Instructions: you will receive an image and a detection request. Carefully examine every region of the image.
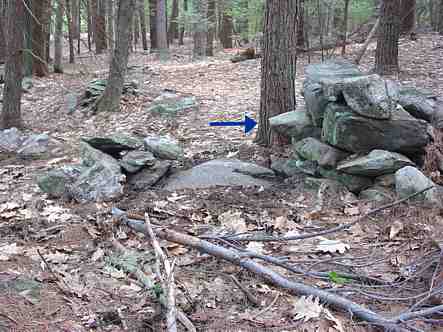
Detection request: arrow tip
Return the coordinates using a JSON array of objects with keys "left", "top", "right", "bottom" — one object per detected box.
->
[{"left": 244, "top": 115, "right": 257, "bottom": 134}]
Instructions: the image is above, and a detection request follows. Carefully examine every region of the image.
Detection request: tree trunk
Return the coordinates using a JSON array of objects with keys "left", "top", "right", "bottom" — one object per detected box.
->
[
  {"left": 375, "top": 0, "right": 400, "bottom": 75},
  {"left": 66, "top": 0, "right": 75, "bottom": 63},
  {"left": 2, "top": 0, "right": 25, "bottom": 129},
  {"left": 341, "top": 0, "right": 350, "bottom": 55},
  {"left": 238, "top": 0, "right": 249, "bottom": 43},
  {"left": 107, "top": 0, "right": 115, "bottom": 50},
  {"left": 133, "top": 10, "right": 140, "bottom": 49},
  {"left": 95, "top": 0, "right": 107, "bottom": 53},
  {"left": 95, "top": 0, "right": 136, "bottom": 113},
  {"left": 355, "top": 17, "right": 380, "bottom": 64},
  {"left": 77, "top": 0, "right": 81, "bottom": 54},
  {"left": 168, "top": 0, "right": 179, "bottom": 44},
  {"left": 178, "top": 0, "right": 188, "bottom": 45},
  {"left": 220, "top": 0, "right": 233, "bottom": 48},
  {"left": 256, "top": 0, "right": 297, "bottom": 146},
  {"left": 0, "top": 14, "right": 6, "bottom": 64},
  {"left": 71, "top": 0, "right": 79, "bottom": 38},
  {"left": 87, "top": 0, "right": 92, "bottom": 50},
  {"left": 439, "top": 0, "right": 443, "bottom": 34},
  {"left": 54, "top": 0, "right": 64, "bottom": 73},
  {"left": 23, "top": 0, "right": 33, "bottom": 76},
  {"left": 206, "top": 0, "right": 215, "bottom": 55},
  {"left": 193, "top": 0, "right": 207, "bottom": 58},
  {"left": 46, "top": 0, "right": 52, "bottom": 64},
  {"left": 156, "top": 0, "right": 168, "bottom": 53},
  {"left": 400, "top": 0, "right": 416, "bottom": 33},
  {"left": 32, "top": 0, "right": 50, "bottom": 77},
  {"left": 139, "top": 0, "right": 148, "bottom": 50},
  {"left": 149, "top": 0, "right": 157, "bottom": 51},
  {"left": 296, "top": 0, "right": 305, "bottom": 48}
]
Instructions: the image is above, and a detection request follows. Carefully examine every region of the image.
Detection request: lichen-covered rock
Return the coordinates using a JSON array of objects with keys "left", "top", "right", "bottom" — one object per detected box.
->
[
  {"left": 337, "top": 150, "right": 415, "bottom": 177},
  {"left": 0, "top": 127, "right": 24, "bottom": 152},
  {"left": 119, "top": 150, "right": 156, "bottom": 173},
  {"left": 82, "top": 134, "right": 143, "bottom": 157},
  {"left": 128, "top": 160, "right": 172, "bottom": 190},
  {"left": 395, "top": 166, "right": 440, "bottom": 205},
  {"left": 271, "top": 158, "right": 303, "bottom": 178},
  {"left": 269, "top": 108, "right": 320, "bottom": 140},
  {"left": 398, "top": 87, "right": 436, "bottom": 122},
  {"left": 318, "top": 167, "right": 372, "bottom": 193},
  {"left": 359, "top": 186, "right": 394, "bottom": 202},
  {"left": 294, "top": 137, "right": 349, "bottom": 168},
  {"left": 144, "top": 136, "right": 184, "bottom": 160},
  {"left": 17, "top": 134, "right": 49, "bottom": 157},
  {"left": 147, "top": 91, "right": 198, "bottom": 117},
  {"left": 37, "top": 165, "right": 85, "bottom": 198}
]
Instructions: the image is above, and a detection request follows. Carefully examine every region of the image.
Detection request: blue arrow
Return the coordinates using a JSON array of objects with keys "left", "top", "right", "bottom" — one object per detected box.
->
[{"left": 209, "top": 115, "right": 257, "bottom": 134}]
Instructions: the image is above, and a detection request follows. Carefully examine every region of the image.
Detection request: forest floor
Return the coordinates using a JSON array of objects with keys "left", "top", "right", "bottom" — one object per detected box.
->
[{"left": 1, "top": 34, "right": 443, "bottom": 332}]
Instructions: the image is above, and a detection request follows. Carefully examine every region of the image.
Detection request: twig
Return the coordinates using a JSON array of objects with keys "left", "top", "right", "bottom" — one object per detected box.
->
[
  {"left": 36, "top": 249, "right": 73, "bottom": 297},
  {"left": 229, "top": 275, "right": 261, "bottom": 306},
  {"left": 145, "top": 213, "right": 177, "bottom": 332},
  {"left": 0, "top": 312, "right": 18, "bottom": 325},
  {"left": 250, "top": 292, "right": 280, "bottom": 320}
]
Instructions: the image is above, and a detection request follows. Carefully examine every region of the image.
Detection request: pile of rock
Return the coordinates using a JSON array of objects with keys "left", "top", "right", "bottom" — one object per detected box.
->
[
  {"left": 270, "top": 60, "right": 443, "bottom": 205},
  {"left": 0, "top": 128, "right": 49, "bottom": 157},
  {"left": 37, "top": 133, "right": 183, "bottom": 202}
]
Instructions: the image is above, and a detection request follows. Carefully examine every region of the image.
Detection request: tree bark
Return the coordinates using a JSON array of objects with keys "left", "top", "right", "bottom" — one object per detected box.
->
[
  {"left": 193, "top": 0, "right": 207, "bottom": 58},
  {"left": 66, "top": 0, "right": 75, "bottom": 63},
  {"left": 439, "top": 0, "right": 443, "bottom": 34},
  {"left": 219, "top": 0, "right": 233, "bottom": 48},
  {"left": 139, "top": 0, "right": 148, "bottom": 50},
  {"left": 354, "top": 17, "right": 380, "bottom": 65},
  {"left": 133, "top": 9, "right": 140, "bottom": 49},
  {"left": 400, "top": 0, "right": 416, "bottom": 33},
  {"left": 0, "top": 14, "right": 6, "bottom": 64},
  {"left": 107, "top": 0, "right": 115, "bottom": 50},
  {"left": 237, "top": 0, "right": 249, "bottom": 43},
  {"left": 71, "top": 0, "right": 80, "bottom": 38},
  {"left": 375, "top": 0, "right": 400, "bottom": 75},
  {"left": 31, "top": 0, "right": 50, "bottom": 77},
  {"left": 156, "top": 0, "right": 168, "bottom": 52},
  {"left": 87, "top": 0, "right": 92, "bottom": 50},
  {"left": 2, "top": 0, "right": 25, "bottom": 129},
  {"left": 149, "top": 0, "right": 157, "bottom": 51},
  {"left": 256, "top": 0, "right": 297, "bottom": 146},
  {"left": 206, "top": 0, "right": 215, "bottom": 55},
  {"left": 341, "top": 0, "right": 350, "bottom": 55},
  {"left": 168, "top": 0, "right": 179, "bottom": 44},
  {"left": 95, "top": 0, "right": 107, "bottom": 53},
  {"left": 296, "top": 0, "right": 305, "bottom": 48},
  {"left": 95, "top": 0, "right": 136, "bottom": 113},
  {"left": 54, "top": 0, "right": 64, "bottom": 73},
  {"left": 178, "top": 0, "right": 188, "bottom": 45},
  {"left": 23, "top": 0, "right": 33, "bottom": 76}
]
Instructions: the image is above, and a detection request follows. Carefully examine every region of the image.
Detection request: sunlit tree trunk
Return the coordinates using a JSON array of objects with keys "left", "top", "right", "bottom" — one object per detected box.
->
[
  {"left": 149, "top": 0, "right": 157, "bottom": 51},
  {"left": 156, "top": 0, "right": 168, "bottom": 53},
  {"left": 139, "top": 0, "right": 148, "bottom": 50},
  {"left": 32, "top": 0, "right": 50, "bottom": 76},
  {"left": 54, "top": 0, "right": 64, "bottom": 73}
]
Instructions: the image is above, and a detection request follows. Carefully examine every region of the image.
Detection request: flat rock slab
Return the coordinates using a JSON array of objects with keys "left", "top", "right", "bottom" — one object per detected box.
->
[{"left": 163, "top": 159, "right": 275, "bottom": 191}]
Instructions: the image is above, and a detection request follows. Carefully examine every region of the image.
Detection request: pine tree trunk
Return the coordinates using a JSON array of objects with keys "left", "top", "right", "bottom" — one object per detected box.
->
[
  {"left": 439, "top": 0, "right": 443, "bottom": 34},
  {"left": 95, "top": 0, "right": 136, "bottom": 113},
  {"left": 238, "top": 0, "right": 249, "bottom": 43},
  {"left": 32, "top": 0, "right": 50, "bottom": 77},
  {"left": 149, "top": 0, "right": 157, "bottom": 51},
  {"left": 107, "top": 0, "right": 115, "bottom": 50},
  {"left": 220, "top": 1, "right": 233, "bottom": 48},
  {"left": 133, "top": 11, "right": 140, "bottom": 49},
  {"left": 54, "top": 0, "right": 64, "bottom": 73},
  {"left": 178, "top": 0, "right": 188, "bottom": 45},
  {"left": 66, "top": 0, "right": 75, "bottom": 63},
  {"left": 193, "top": 0, "right": 207, "bottom": 58},
  {"left": 23, "top": 0, "right": 33, "bottom": 76},
  {"left": 256, "top": 0, "right": 297, "bottom": 146},
  {"left": 400, "top": 0, "right": 416, "bottom": 33},
  {"left": 2, "top": 0, "right": 25, "bottom": 129},
  {"left": 95, "top": 0, "right": 107, "bottom": 53},
  {"left": 71, "top": 0, "right": 79, "bottom": 38},
  {"left": 0, "top": 15, "right": 6, "bottom": 64},
  {"left": 206, "top": 0, "right": 215, "bottom": 56},
  {"left": 87, "top": 0, "right": 92, "bottom": 50},
  {"left": 156, "top": 0, "right": 168, "bottom": 52},
  {"left": 168, "top": 0, "right": 179, "bottom": 44},
  {"left": 375, "top": 0, "right": 400, "bottom": 75},
  {"left": 341, "top": 0, "right": 350, "bottom": 55},
  {"left": 139, "top": 0, "right": 148, "bottom": 50},
  {"left": 296, "top": 0, "right": 305, "bottom": 48}
]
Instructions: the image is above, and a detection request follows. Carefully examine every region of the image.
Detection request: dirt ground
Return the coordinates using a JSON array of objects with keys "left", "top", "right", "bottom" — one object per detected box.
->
[{"left": 1, "top": 34, "right": 443, "bottom": 332}]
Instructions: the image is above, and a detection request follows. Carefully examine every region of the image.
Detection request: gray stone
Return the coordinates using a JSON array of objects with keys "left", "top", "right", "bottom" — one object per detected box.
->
[
  {"left": 337, "top": 150, "right": 415, "bottom": 177},
  {"left": 271, "top": 158, "right": 303, "bottom": 178},
  {"left": 395, "top": 166, "right": 440, "bottom": 205},
  {"left": 316, "top": 178, "right": 357, "bottom": 207},
  {"left": 322, "top": 103, "right": 430, "bottom": 158},
  {"left": 374, "top": 174, "right": 396, "bottom": 188},
  {"left": 163, "top": 159, "right": 274, "bottom": 191},
  {"left": 304, "top": 60, "right": 362, "bottom": 82},
  {"left": 37, "top": 165, "right": 85, "bottom": 198},
  {"left": 128, "top": 160, "right": 171, "bottom": 190},
  {"left": 359, "top": 186, "right": 394, "bottom": 202},
  {"left": 321, "top": 74, "right": 394, "bottom": 120},
  {"left": 303, "top": 80, "right": 328, "bottom": 127},
  {"left": 0, "top": 127, "right": 24, "bottom": 152},
  {"left": 294, "top": 137, "right": 349, "bottom": 168},
  {"left": 269, "top": 108, "right": 320, "bottom": 140},
  {"left": 432, "top": 99, "right": 443, "bottom": 129},
  {"left": 148, "top": 92, "right": 198, "bottom": 117},
  {"left": 119, "top": 150, "right": 156, "bottom": 173},
  {"left": 295, "top": 159, "right": 319, "bottom": 176},
  {"left": 17, "top": 134, "right": 49, "bottom": 156},
  {"left": 318, "top": 167, "right": 372, "bottom": 193},
  {"left": 82, "top": 134, "right": 143, "bottom": 156},
  {"left": 144, "top": 136, "right": 184, "bottom": 160},
  {"left": 398, "top": 87, "right": 436, "bottom": 122},
  {"left": 21, "top": 77, "right": 33, "bottom": 92}
]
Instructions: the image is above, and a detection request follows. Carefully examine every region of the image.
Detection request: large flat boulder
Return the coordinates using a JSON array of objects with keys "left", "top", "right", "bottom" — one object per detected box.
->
[
  {"left": 269, "top": 108, "right": 320, "bottom": 141},
  {"left": 163, "top": 159, "right": 274, "bottom": 191},
  {"left": 293, "top": 137, "right": 349, "bottom": 168},
  {"left": 144, "top": 136, "right": 184, "bottom": 160},
  {"left": 337, "top": 150, "right": 415, "bottom": 177},
  {"left": 322, "top": 103, "right": 430, "bottom": 158},
  {"left": 82, "top": 133, "right": 143, "bottom": 157}
]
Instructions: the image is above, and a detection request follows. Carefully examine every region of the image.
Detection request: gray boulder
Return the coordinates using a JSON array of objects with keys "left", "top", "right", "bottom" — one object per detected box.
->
[
  {"left": 163, "top": 159, "right": 274, "bottom": 191},
  {"left": 374, "top": 174, "right": 396, "bottom": 188},
  {"left": 295, "top": 160, "right": 319, "bottom": 176},
  {"left": 395, "top": 166, "right": 440, "bottom": 204},
  {"left": 82, "top": 133, "right": 143, "bottom": 157},
  {"left": 322, "top": 103, "right": 430, "bottom": 158},
  {"left": 304, "top": 60, "right": 362, "bottom": 82},
  {"left": 318, "top": 167, "right": 372, "bottom": 193},
  {"left": 359, "top": 186, "right": 394, "bottom": 202},
  {"left": 17, "top": 133, "right": 49, "bottom": 156},
  {"left": 269, "top": 108, "right": 320, "bottom": 140},
  {"left": 337, "top": 150, "right": 415, "bottom": 177},
  {"left": 120, "top": 150, "right": 156, "bottom": 173},
  {"left": 128, "top": 160, "right": 171, "bottom": 190},
  {"left": 398, "top": 87, "right": 436, "bottom": 122},
  {"left": 302, "top": 80, "right": 328, "bottom": 127},
  {"left": 0, "top": 127, "right": 24, "bottom": 152},
  {"left": 321, "top": 74, "right": 394, "bottom": 120},
  {"left": 144, "top": 136, "right": 184, "bottom": 160},
  {"left": 294, "top": 137, "right": 349, "bottom": 168},
  {"left": 271, "top": 158, "right": 302, "bottom": 178},
  {"left": 148, "top": 91, "right": 198, "bottom": 117},
  {"left": 37, "top": 165, "right": 85, "bottom": 198}
]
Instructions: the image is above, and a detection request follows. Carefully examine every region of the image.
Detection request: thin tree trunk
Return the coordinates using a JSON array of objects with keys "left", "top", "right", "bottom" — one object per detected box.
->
[
  {"left": 87, "top": 0, "right": 92, "bottom": 51},
  {"left": 156, "top": 0, "right": 168, "bottom": 52},
  {"left": 77, "top": 0, "right": 81, "bottom": 54},
  {"left": 193, "top": 0, "right": 207, "bottom": 59},
  {"left": 354, "top": 17, "right": 380, "bottom": 64},
  {"left": 220, "top": 0, "right": 233, "bottom": 48},
  {"left": 238, "top": 0, "right": 249, "bottom": 43},
  {"left": 168, "top": 0, "right": 179, "bottom": 44},
  {"left": 341, "top": 0, "right": 350, "bottom": 55},
  {"left": 178, "top": 0, "right": 188, "bottom": 45},
  {"left": 54, "top": 0, "right": 64, "bottom": 73},
  {"left": 95, "top": 0, "right": 136, "bottom": 113},
  {"left": 400, "top": 0, "right": 416, "bottom": 33},
  {"left": 32, "top": 0, "right": 50, "bottom": 77},
  {"left": 108, "top": 0, "right": 115, "bottom": 50},
  {"left": 95, "top": 0, "right": 107, "bottom": 53},
  {"left": 0, "top": 15, "right": 6, "bottom": 64},
  {"left": 206, "top": 0, "right": 215, "bottom": 55},
  {"left": 72, "top": 0, "right": 80, "bottom": 38},
  {"left": 149, "top": 0, "right": 157, "bottom": 51},
  {"left": 439, "top": 0, "right": 443, "bottom": 34},
  {"left": 296, "top": 0, "right": 305, "bottom": 48},
  {"left": 133, "top": 10, "right": 140, "bottom": 49},
  {"left": 375, "top": 0, "right": 400, "bottom": 74},
  {"left": 66, "top": 0, "right": 75, "bottom": 63},
  {"left": 2, "top": 0, "right": 25, "bottom": 129},
  {"left": 139, "top": 0, "right": 148, "bottom": 50},
  {"left": 256, "top": 0, "right": 297, "bottom": 146},
  {"left": 46, "top": 0, "right": 52, "bottom": 64},
  {"left": 23, "top": 0, "right": 33, "bottom": 76}
]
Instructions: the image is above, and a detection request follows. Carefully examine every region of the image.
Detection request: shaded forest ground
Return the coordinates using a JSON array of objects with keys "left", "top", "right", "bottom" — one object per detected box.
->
[{"left": 1, "top": 34, "right": 443, "bottom": 331}]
